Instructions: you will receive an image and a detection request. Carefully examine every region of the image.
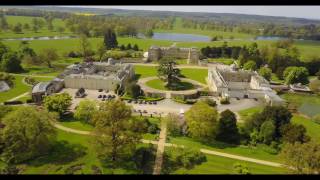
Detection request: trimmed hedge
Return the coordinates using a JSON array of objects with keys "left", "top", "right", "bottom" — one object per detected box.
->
[{"left": 3, "top": 101, "right": 23, "bottom": 105}]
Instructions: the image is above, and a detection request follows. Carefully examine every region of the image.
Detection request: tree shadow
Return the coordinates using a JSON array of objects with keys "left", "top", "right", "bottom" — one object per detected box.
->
[
  {"left": 99, "top": 145, "right": 156, "bottom": 174},
  {"left": 134, "top": 74, "right": 141, "bottom": 81},
  {"left": 27, "top": 141, "right": 87, "bottom": 167}
]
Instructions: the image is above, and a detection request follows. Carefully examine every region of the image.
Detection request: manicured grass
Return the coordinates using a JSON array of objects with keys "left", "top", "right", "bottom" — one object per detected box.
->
[
  {"left": 167, "top": 136, "right": 283, "bottom": 163},
  {"left": 59, "top": 121, "right": 95, "bottom": 132},
  {"left": 134, "top": 65, "right": 157, "bottom": 79},
  {"left": 133, "top": 65, "right": 208, "bottom": 84},
  {"left": 292, "top": 115, "right": 320, "bottom": 142},
  {"left": 0, "top": 75, "right": 30, "bottom": 103},
  {"left": 238, "top": 106, "right": 264, "bottom": 121},
  {"left": 20, "top": 129, "right": 155, "bottom": 174},
  {"left": 173, "top": 153, "right": 287, "bottom": 174},
  {"left": 180, "top": 68, "right": 208, "bottom": 84},
  {"left": 145, "top": 79, "right": 195, "bottom": 91}
]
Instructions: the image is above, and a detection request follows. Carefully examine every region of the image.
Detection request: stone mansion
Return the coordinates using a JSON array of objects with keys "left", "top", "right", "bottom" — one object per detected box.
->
[{"left": 147, "top": 44, "right": 200, "bottom": 64}]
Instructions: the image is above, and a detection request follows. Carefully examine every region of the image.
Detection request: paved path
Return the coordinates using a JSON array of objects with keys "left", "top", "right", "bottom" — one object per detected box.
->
[
  {"left": 10, "top": 73, "right": 55, "bottom": 78},
  {"left": 153, "top": 119, "right": 168, "bottom": 175},
  {"left": 200, "top": 149, "right": 284, "bottom": 168},
  {"left": 7, "top": 92, "right": 29, "bottom": 102},
  {"left": 51, "top": 121, "right": 286, "bottom": 169}
]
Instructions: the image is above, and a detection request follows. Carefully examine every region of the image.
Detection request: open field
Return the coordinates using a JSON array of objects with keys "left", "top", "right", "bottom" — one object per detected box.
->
[{"left": 155, "top": 17, "right": 254, "bottom": 39}]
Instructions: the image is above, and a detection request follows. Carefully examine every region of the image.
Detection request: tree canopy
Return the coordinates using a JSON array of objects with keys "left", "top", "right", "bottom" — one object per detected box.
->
[{"left": 0, "top": 106, "right": 57, "bottom": 163}]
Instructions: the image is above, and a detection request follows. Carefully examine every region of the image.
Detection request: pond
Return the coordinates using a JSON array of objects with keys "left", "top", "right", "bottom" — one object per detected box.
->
[
  {"left": 138, "top": 32, "right": 211, "bottom": 42},
  {"left": 1, "top": 36, "right": 78, "bottom": 41}
]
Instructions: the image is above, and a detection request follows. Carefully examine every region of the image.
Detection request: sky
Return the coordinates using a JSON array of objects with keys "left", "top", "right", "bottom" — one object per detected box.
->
[{"left": 73, "top": 6, "right": 320, "bottom": 20}]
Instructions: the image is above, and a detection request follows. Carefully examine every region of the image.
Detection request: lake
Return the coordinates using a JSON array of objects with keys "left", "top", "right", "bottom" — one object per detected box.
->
[
  {"left": 138, "top": 32, "right": 211, "bottom": 42},
  {"left": 1, "top": 36, "right": 78, "bottom": 41}
]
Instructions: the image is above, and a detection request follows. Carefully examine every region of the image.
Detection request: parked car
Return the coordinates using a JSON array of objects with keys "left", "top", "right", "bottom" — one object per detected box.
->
[
  {"left": 152, "top": 101, "right": 157, "bottom": 105},
  {"left": 144, "top": 101, "right": 148, "bottom": 104},
  {"left": 98, "top": 89, "right": 103, "bottom": 92},
  {"left": 98, "top": 95, "right": 102, "bottom": 98},
  {"left": 143, "top": 110, "right": 148, "bottom": 114},
  {"left": 134, "top": 100, "right": 138, "bottom": 104},
  {"left": 103, "top": 95, "right": 107, "bottom": 98},
  {"left": 128, "top": 100, "right": 132, "bottom": 103},
  {"left": 148, "top": 101, "right": 153, "bottom": 105},
  {"left": 111, "top": 95, "right": 116, "bottom": 98}
]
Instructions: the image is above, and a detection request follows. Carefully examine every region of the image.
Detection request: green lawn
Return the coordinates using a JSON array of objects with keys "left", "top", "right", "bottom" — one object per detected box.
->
[
  {"left": 20, "top": 129, "right": 153, "bottom": 174},
  {"left": 145, "top": 79, "right": 195, "bottom": 91},
  {"left": 169, "top": 151, "right": 287, "bottom": 174},
  {"left": 292, "top": 115, "right": 320, "bottom": 142},
  {"left": 134, "top": 65, "right": 208, "bottom": 84},
  {"left": 167, "top": 136, "right": 283, "bottom": 163},
  {"left": 180, "top": 68, "right": 208, "bottom": 84},
  {"left": 0, "top": 75, "right": 30, "bottom": 103},
  {"left": 155, "top": 17, "right": 254, "bottom": 39},
  {"left": 238, "top": 106, "right": 264, "bottom": 121}
]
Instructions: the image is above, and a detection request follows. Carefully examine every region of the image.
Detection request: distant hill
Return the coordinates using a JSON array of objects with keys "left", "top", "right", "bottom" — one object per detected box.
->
[{"left": 1, "top": 6, "right": 320, "bottom": 26}]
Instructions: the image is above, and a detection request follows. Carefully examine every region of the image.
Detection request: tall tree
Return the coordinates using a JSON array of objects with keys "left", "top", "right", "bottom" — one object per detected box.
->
[
  {"left": 1, "top": 106, "right": 57, "bottom": 163},
  {"left": 0, "top": 51, "right": 23, "bottom": 73},
  {"left": 281, "top": 141, "right": 320, "bottom": 174},
  {"left": 157, "top": 58, "right": 181, "bottom": 88},
  {"left": 283, "top": 66, "right": 309, "bottom": 85},
  {"left": 74, "top": 100, "right": 97, "bottom": 124},
  {"left": 92, "top": 100, "right": 141, "bottom": 166},
  {"left": 79, "top": 34, "right": 93, "bottom": 61},
  {"left": 38, "top": 48, "right": 59, "bottom": 68},
  {"left": 43, "top": 92, "right": 72, "bottom": 116},
  {"left": 215, "top": 109, "right": 240, "bottom": 144},
  {"left": 97, "top": 41, "right": 106, "bottom": 61},
  {"left": 258, "top": 67, "right": 272, "bottom": 81},
  {"left": 185, "top": 101, "right": 218, "bottom": 140},
  {"left": 103, "top": 29, "right": 118, "bottom": 50}
]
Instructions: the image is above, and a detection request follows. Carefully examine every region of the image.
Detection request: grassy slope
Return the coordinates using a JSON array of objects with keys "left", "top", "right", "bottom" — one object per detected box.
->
[
  {"left": 292, "top": 115, "right": 320, "bottom": 142},
  {"left": 0, "top": 75, "right": 29, "bottom": 103}
]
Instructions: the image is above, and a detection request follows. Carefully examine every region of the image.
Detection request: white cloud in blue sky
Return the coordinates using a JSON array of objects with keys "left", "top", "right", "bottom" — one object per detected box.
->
[{"left": 72, "top": 6, "right": 320, "bottom": 20}]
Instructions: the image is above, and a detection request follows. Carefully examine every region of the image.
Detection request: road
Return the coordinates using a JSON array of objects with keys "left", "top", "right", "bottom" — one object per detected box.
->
[{"left": 153, "top": 119, "right": 168, "bottom": 174}]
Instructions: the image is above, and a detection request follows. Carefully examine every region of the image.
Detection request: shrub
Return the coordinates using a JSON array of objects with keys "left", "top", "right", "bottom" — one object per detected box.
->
[
  {"left": 26, "top": 99, "right": 34, "bottom": 103},
  {"left": 24, "top": 76, "right": 39, "bottom": 86},
  {"left": 3, "top": 101, "right": 23, "bottom": 105},
  {"left": 201, "top": 98, "right": 216, "bottom": 107},
  {"left": 220, "top": 97, "right": 230, "bottom": 104},
  {"left": 175, "top": 149, "right": 207, "bottom": 169},
  {"left": 68, "top": 51, "right": 81, "bottom": 58},
  {"left": 148, "top": 123, "right": 160, "bottom": 134}
]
